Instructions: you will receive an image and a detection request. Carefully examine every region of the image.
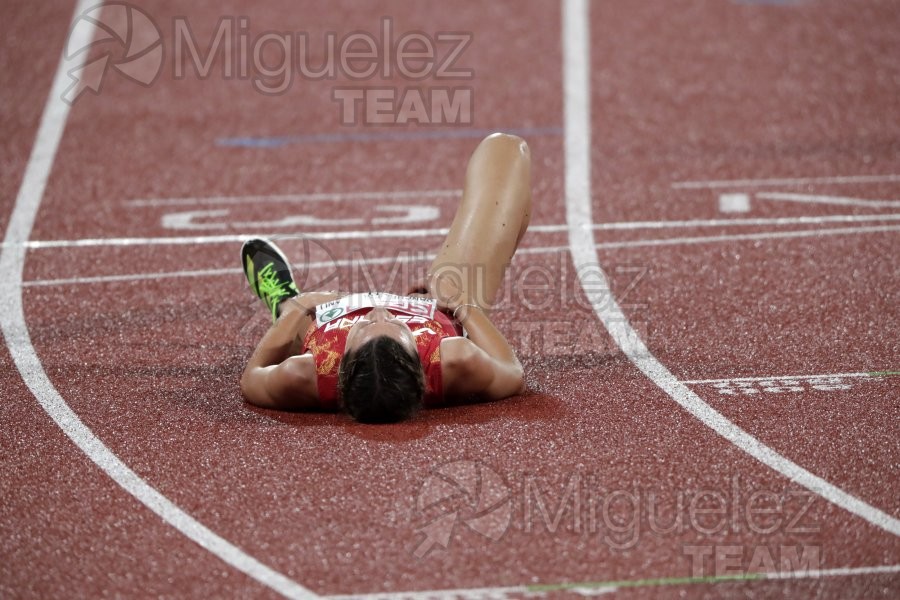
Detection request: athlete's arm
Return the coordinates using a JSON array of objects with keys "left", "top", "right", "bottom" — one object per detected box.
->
[
  {"left": 240, "top": 292, "right": 341, "bottom": 410},
  {"left": 440, "top": 306, "right": 525, "bottom": 400}
]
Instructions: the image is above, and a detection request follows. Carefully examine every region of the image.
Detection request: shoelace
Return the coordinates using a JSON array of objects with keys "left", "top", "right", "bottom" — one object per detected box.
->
[{"left": 257, "top": 262, "right": 293, "bottom": 314}]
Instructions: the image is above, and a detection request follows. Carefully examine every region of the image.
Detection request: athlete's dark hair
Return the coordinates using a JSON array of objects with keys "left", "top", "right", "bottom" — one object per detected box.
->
[{"left": 338, "top": 336, "right": 425, "bottom": 423}]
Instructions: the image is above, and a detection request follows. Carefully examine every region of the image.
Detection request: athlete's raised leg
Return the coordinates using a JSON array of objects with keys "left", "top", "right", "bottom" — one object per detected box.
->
[{"left": 426, "top": 132, "right": 532, "bottom": 309}]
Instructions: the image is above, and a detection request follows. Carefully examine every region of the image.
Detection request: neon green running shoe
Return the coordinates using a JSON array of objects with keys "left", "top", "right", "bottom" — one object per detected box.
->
[{"left": 241, "top": 238, "right": 300, "bottom": 322}]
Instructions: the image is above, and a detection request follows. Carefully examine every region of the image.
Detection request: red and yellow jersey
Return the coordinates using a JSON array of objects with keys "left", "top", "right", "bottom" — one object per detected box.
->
[{"left": 300, "top": 293, "right": 463, "bottom": 410}]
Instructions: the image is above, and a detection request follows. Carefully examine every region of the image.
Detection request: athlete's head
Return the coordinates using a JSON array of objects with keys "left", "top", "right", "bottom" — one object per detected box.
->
[{"left": 338, "top": 307, "right": 425, "bottom": 423}]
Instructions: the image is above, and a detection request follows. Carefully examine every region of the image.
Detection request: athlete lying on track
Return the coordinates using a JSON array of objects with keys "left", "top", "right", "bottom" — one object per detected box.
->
[{"left": 240, "top": 133, "right": 531, "bottom": 423}]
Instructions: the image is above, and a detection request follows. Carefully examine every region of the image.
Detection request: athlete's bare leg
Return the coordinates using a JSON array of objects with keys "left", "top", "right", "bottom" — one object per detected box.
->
[{"left": 426, "top": 133, "right": 532, "bottom": 309}]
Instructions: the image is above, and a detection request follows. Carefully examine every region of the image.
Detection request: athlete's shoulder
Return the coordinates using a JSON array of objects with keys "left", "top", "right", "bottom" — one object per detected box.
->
[{"left": 243, "top": 354, "right": 319, "bottom": 410}]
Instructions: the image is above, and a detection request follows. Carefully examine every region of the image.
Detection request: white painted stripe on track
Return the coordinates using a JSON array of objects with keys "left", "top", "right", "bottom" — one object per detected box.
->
[
  {"left": 579, "top": 213, "right": 900, "bottom": 230},
  {"left": 719, "top": 193, "right": 751, "bottom": 212},
  {"left": 562, "top": 0, "right": 900, "bottom": 540},
  {"left": 757, "top": 192, "right": 900, "bottom": 208},
  {"left": 763, "top": 563, "right": 900, "bottom": 580},
  {"left": 22, "top": 255, "right": 417, "bottom": 287},
  {"left": 588, "top": 223, "right": 900, "bottom": 249},
  {"left": 126, "top": 189, "right": 462, "bottom": 207},
  {"left": 13, "top": 213, "right": 900, "bottom": 249},
  {"left": 0, "top": 2, "right": 318, "bottom": 598},
  {"left": 325, "top": 584, "right": 535, "bottom": 600},
  {"left": 323, "top": 563, "right": 900, "bottom": 599},
  {"left": 21, "top": 224, "right": 900, "bottom": 287},
  {"left": 672, "top": 174, "right": 900, "bottom": 189},
  {"left": 23, "top": 231, "right": 442, "bottom": 247},
  {"left": 23, "top": 267, "right": 244, "bottom": 287},
  {"left": 683, "top": 371, "right": 875, "bottom": 384},
  {"left": 526, "top": 224, "right": 900, "bottom": 254},
  {"left": 592, "top": 213, "right": 900, "bottom": 231}
]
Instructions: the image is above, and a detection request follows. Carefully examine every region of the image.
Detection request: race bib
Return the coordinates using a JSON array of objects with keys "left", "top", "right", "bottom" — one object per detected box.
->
[{"left": 314, "top": 292, "right": 437, "bottom": 327}]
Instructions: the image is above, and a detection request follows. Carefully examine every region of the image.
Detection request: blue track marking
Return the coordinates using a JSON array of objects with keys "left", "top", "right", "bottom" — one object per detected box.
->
[{"left": 217, "top": 126, "right": 563, "bottom": 148}]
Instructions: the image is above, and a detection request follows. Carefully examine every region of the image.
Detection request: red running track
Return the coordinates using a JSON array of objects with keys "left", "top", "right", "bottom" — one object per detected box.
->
[{"left": 1, "top": 0, "right": 898, "bottom": 598}]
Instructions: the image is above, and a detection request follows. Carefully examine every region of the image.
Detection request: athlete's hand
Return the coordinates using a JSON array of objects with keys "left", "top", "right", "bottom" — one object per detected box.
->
[
  {"left": 427, "top": 269, "right": 472, "bottom": 313},
  {"left": 408, "top": 271, "right": 474, "bottom": 313}
]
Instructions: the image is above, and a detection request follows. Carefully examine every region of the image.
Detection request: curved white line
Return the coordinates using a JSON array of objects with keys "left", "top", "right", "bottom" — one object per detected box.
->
[
  {"left": 562, "top": 0, "right": 900, "bottom": 537},
  {"left": 0, "top": 1, "right": 318, "bottom": 597}
]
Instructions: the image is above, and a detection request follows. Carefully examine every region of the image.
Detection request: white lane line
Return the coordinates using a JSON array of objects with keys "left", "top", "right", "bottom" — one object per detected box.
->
[
  {"left": 325, "top": 584, "right": 537, "bottom": 600},
  {"left": 23, "top": 267, "right": 243, "bottom": 287},
  {"left": 22, "top": 223, "right": 900, "bottom": 288},
  {"left": 0, "top": 2, "right": 318, "bottom": 598},
  {"left": 590, "top": 223, "right": 900, "bottom": 249},
  {"left": 22, "top": 254, "right": 417, "bottom": 287},
  {"left": 757, "top": 192, "right": 900, "bottom": 208},
  {"left": 525, "top": 224, "right": 900, "bottom": 252},
  {"left": 764, "top": 563, "right": 900, "bottom": 580},
  {"left": 324, "top": 563, "right": 900, "bottom": 599},
  {"left": 22, "top": 231, "right": 440, "bottom": 248},
  {"left": 688, "top": 373, "right": 869, "bottom": 385},
  {"left": 559, "top": 213, "right": 900, "bottom": 230},
  {"left": 562, "top": 0, "right": 900, "bottom": 540},
  {"left": 126, "top": 189, "right": 462, "bottom": 207},
  {"left": 14, "top": 213, "right": 900, "bottom": 249},
  {"left": 673, "top": 174, "right": 900, "bottom": 189},
  {"left": 682, "top": 372, "right": 876, "bottom": 385}
]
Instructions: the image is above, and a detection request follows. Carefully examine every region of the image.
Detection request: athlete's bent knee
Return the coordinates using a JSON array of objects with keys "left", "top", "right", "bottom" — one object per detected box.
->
[{"left": 481, "top": 132, "right": 530, "bottom": 157}]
